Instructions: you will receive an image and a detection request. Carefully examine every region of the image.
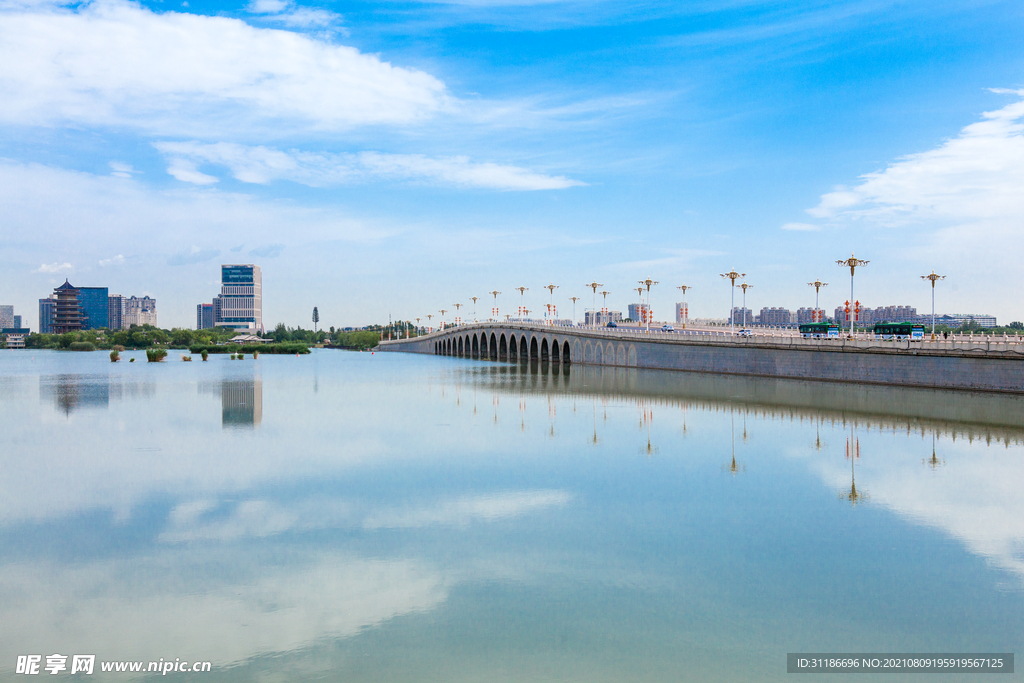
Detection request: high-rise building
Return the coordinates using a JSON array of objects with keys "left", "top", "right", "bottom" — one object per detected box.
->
[
  {"left": 124, "top": 296, "right": 158, "bottom": 328},
  {"left": 108, "top": 295, "right": 126, "bottom": 331},
  {"left": 216, "top": 265, "right": 262, "bottom": 332},
  {"left": 758, "top": 307, "right": 795, "bottom": 325},
  {"left": 627, "top": 303, "right": 650, "bottom": 323},
  {"left": 78, "top": 286, "right": 109, "bottom": 330},
  {"left": 731, "top": 307, "right": 754, "bottom": 326},
  {"left": 675, "top": 302, "right": 689, "bottom": 325},
  {"left": 13, "top": 315, "right": 21, "bottom": 328},
  {"left": 197, "top": 303, "right": 214, "bottom": 330},
  {"left": 39, "top": 296, "right": 55, "bottom": 334},
  {"left": 797, "top": 307, "right": 827, "bottom": 323},
  {"left": 52, "top": 280, "right": 84, "bottom": 334},
  {"left": 212, "top": 295, "right": 223, "bottom": 325},
  {"left": 0, "top": 305, "right": 13, "bottom": 328}
]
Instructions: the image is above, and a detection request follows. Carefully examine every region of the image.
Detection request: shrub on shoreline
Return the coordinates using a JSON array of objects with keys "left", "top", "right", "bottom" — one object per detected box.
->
[{"left": 189, "top": 343, "right": 310, "bottom": 355}]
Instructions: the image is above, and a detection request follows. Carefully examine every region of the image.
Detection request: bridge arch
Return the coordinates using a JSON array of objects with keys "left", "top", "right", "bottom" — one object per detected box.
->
[
  {"left": 472, "top": 335, "right": 479, "bottom": 357},
  {"left": 530, "top": 336, "right": 539, "bottom": 360},
  {"left": 551, "top": 338, "right": 560, "bottom": 362},
  {"left": 540, "top": 338, "right": 549, "bottom": 361},
  {"left": 489, "top": 333, "right": 498, "bottom": 360},
  {"left": 457, "top": 337, "right": 463, "bottom": 356},
  {"left": 595, "top": 342, "right": 603, "bottom": 364},
  {"left": 605, "top": 342, "right": 615, "bottom": 365},
  {"left": 521, "top": 335, "right": 529, "bottom": 361},
  {"left": 563, "top": 341, "right": 571, "bottom": 363},
  {"left": 499, "top": 334, "right": 507, "bottom": 360},
  {"left": 509, "top": 335, "right": 518, "bottom": 360}
]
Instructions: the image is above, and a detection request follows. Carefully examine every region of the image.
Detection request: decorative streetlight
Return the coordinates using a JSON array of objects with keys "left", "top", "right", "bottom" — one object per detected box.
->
[
  {"left": 439, "top": 309, "right": 447, "bottom": 329},
  {"left": 921, "top": 270, "right": 946, "bottom": 339},
  {"left": 676, "top": 285, "right": 691, "bottom": 328},
  {"left": 635, "top": 286, "right": 645, "bottom": 325},
  {"left": 514, "top": 286, "right": 529, "bottom": 320},
  {"left": 426, "top": 313, "right": 433, "bottom": 332},
  {"left": 568, "top": 296, "right": 581, "bottom": 325},
  {"left": 600, "top": 290, "right": 610, "bottom": 323},
  {"left": 544, "top": 284, "right": 558, "bottom": 323},
  {"left": 807, "top": 279, "right": 828, "bottom": 322},
  {"left": 415, "top": 316, "right": 420, "bottom": 333},
  {"left": 453, "top": 303, "right": 462, "bottom": 326},
  {"left": 719, "top": 269, "right": 745, "bottom": 334},
  {"left": 585, "top": 281, "right": 603, "bottom": 326},
  {"left": 739, "top": 282, "right": 753, "bottom": 329},
  {"left": 638, "top": 279, "right": 658, "bottom": 331},
  {"left": 836, "top": 254, "right": 869, "bottom": 337},
  {"left": 488, "top": 290, "right": 500, "bottom": 321},
  {"left": 470, "top": 296, "right": 479, "bottom": 322}
]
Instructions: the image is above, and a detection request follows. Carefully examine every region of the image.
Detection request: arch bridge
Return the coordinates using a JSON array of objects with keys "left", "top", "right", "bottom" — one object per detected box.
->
[{"left": 378, "top": 321, "right": 641, "bottom": 367}]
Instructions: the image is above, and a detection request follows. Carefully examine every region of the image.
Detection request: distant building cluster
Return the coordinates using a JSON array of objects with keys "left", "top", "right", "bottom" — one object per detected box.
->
[
  {"left": 35, "top": 281, "right": 156, "bottom": 334},
  {"left": 1, "top": 304, "right": 28, "bottom": 348},
  {"left": 196, "top": 264, "right": 263, "bottom": 332},
  {"left": 585, "top": 310, "right": 622, "bottom": 325},
  {"left": 833, "top": 304, "right": 918, "bottom": 326},
  {"left": 627, "top": 303, "right": 651, "bottom": 323}
]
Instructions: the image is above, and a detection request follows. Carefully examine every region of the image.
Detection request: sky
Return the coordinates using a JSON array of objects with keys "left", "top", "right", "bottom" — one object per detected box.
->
[{"left": 1, "top": 0, "right": 1023, "bottom": 329}]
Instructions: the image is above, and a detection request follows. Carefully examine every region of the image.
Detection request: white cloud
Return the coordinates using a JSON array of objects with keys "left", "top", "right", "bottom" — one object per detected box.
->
[
  {"left": 98, "top": 254, "right": 124, "bottom": 266},
  {"left": 154, "top": 141, "right": 585, "bottom": 191},
  {"left": 33, "top": 261, "right": 72, "bottom": 273},
  {"left": 108, "top": 161, "right": 139, "bottom": 178},
  {"left": 247, "top": 0, "right": 341, "bottom": 28},
  {"left": 0, "top": 0, "right": 449, "bottom": 135},
  {"left": 780, "top": 222, "right": 820, "bottom": 231},
  {"left": 809, "top": 95, "right": 1024, "bottom": 224}
]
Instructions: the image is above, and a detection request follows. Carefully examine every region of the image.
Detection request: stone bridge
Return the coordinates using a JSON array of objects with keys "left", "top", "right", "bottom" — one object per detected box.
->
[{"left": 377, "top": 321, "right": 1024, "bottom": 394}]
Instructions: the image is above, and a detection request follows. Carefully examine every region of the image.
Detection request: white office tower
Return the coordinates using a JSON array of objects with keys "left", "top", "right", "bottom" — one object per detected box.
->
[
  {"left": 675, "top": 301, "right": 688, "bottom": 325},
  {"left": 124, "top": 296, "right": 158, "bottom": 328},
  {"left": 216, "top": 264, "right": 263, "bottom": 333}
]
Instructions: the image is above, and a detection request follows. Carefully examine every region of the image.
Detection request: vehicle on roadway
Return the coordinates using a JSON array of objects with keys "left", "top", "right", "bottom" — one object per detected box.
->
[
  {"left": 873, "top": 322, "right": 924, "bottom": 340},
  {"left": 799, "top": 323, "right": 840, "bottom": 338},
  {"left": 737, "top": 329, "right": 753, "bottom": 337},
  {"left": 606, "top": 321, "right": 617, "bottom": 328},
  {"left": 661, "top": 324, "right": 675, "bottom": 332}
]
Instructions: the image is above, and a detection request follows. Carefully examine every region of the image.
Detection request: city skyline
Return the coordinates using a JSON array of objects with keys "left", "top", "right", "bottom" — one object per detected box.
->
[{"left": 2, "top": 0, "right": 1023, "bottom": 328}]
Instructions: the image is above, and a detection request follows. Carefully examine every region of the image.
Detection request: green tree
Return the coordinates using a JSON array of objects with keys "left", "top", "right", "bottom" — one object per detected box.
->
[{"left": 312, "top": 307, "right": 320, "bottom": 333}]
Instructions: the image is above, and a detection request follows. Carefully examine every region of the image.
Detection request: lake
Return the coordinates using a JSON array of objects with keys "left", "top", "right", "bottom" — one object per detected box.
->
[{"left": 1, "top": 348, "right": 1021, "bottom": 681}]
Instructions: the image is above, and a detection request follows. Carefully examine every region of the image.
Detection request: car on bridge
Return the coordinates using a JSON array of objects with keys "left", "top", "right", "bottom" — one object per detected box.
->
[
  {"left": 661, "top": 324, "right": 675, "bottom": 332},
  {"left": 606, "top": 321, "right": 617, "bottom": 328},
  {"left": 737, "top": 329, "right": 754, "bottom": 337}
]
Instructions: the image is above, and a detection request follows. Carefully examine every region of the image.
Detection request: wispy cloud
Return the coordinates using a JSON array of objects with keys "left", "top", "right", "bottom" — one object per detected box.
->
[
  {"left": 781, "top": 222, "right": 820, "bottom": 231},
  {"left": 98, "top": 254, "right": 125, "bottom": 266},
  {"left": 154, "top": 141, "right": 585, "bottom": 191},
  {"left": 167, "top": 246, "right": 221, "bottom": 266},
  {"left": 246, "top": 0, "right": 342, "bottom": 28},
  {"left": 34, "top": 261, "right": 72, "bottom": 273},
  {"left": 0, "top": 0, "right": 449, "bottom": 136},
  {"left": 249, "top": 244, "right": 285, "bottom": 258}
]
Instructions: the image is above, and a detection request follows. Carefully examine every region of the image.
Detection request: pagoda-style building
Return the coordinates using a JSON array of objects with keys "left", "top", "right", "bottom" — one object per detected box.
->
[{"left": 52, "top": 280, "right": 83, "bottom": 334}]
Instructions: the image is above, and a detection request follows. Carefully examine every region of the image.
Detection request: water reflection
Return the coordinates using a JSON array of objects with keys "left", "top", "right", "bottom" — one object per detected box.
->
[
  {"left": 198, "top": 377, "right": 263, "bottom": 428},
  {"left": 40, "top": 374, "right": 109, "bottom": 415}
]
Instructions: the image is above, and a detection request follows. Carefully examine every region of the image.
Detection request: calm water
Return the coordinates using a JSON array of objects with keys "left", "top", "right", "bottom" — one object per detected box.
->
[{"left": 1, "top": 348, "right": 1022, "bottom": 681}]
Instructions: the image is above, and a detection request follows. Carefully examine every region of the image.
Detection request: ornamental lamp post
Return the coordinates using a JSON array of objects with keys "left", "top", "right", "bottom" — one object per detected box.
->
[
  {"left": 836, "top": 254, "right": 869, "bottom": 337},
  {"left": 807, "top": 279, "right": 828, "bottom": 322},
  {"left": 469, "top": 296, "right": 479, "bottom": 322},
  {"left": 544, "top": 284, "right": 559, "bottom": 323},
  {"left": 635, "top": 286, "right": 645, "bottom": 326},
  {"left": 921, "top": 271, "right": 946, "bottom": 339},
  {"left": 415, "top": 317, "right": 421, "bottom": 333},
  {"left": 585, "top": 281, "right": 603, "bottom": 326},
  {"left": 453, "top": 303, "right": 462, "bottom": 326},
  {"left": 515, "top": 287, "right": 529, "bottom": 320},
  {"left": 676, "top": 285, "right": 691, "bottom": 328},
  {"left": 439, "top": 309, "right": 447, "bottom": 329},
  {"left": 426, "top": 313, "right": 433, "bottom": 332},
  {"left": 488, "top": 291, "right": 500, "bottom": 321},
  {"left": 568, "top": 296, "right": 581, "bottom": 325},
  {"left": 600, "top": 290, "right": 610, "bottom": 325},
  {"left": 638, "top": 279, "right": 658, "bottom": 331},
  {"left": 719, "top": 269, "right": 745, "bottom": 334},
  {"left": 739, "top": 282, "right": 753, "bottom": 328}
]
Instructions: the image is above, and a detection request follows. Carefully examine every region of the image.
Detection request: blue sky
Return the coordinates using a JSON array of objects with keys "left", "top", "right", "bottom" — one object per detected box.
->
[{"left": 2, "top": 0, "right": 1023, "bottom": 328}]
